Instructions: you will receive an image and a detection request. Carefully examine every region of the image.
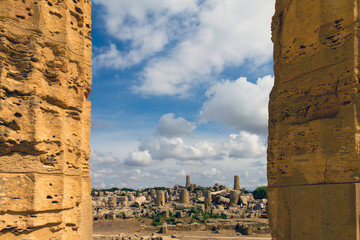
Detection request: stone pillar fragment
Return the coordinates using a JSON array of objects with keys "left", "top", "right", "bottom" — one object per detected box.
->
[
  {"left": 229, "top": 190, "right": 239, "bottom": 207},
  {"left": 204, "top": 190, "right": 212, "bottom": 209},
  {"left": 156, "top": 190, "right": 165, "bottom": 206},
  {"left": 269, "top": 0, "right": 360, "bottom": 239},
  {"left": 0, "top": 0, "right": 92, "bottom": 239},
  {"left": 234, "top": 175, "right": 240, "bottom": 191},
  {"left": 108, "top": 196, "right": 117, "bottom": 209},
  {"left": 180, "top": 188, "right": 189, "bottom": 205},
  {"left": 186, "top": 175, "right": 191, "bottom": 188}
]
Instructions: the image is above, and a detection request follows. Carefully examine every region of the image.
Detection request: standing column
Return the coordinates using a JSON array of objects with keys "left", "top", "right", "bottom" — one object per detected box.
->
[
  {"left": 229, "top": 190, "right": 239, "bottom": 207},
  {"left": 234, "top": 175, "right": 240, "bottom": 191},
  {"left": 180, "top": 188, "right": 189, "bottom": 205},
  {"left": 156, "top": 190, "right": 165, "bottom": 206},
  {"left": 186, "top": 174, "right": 191, "bottom": 188},
  {"left": 269, "top": 0, "right": 360, "bottom": 239},
  {"left": 204, "top": 190, "right": 212, "bottom": 209}
]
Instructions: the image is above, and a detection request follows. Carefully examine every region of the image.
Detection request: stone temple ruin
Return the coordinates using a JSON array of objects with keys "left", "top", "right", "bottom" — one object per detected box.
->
[
  {"left": 268, "top": 0, "right": 360, "bottom": 239},
  {"left": 0, "top": 0, "right": 92, "bottom": 239},
  {"left": 2, "top": 0, "right": 360, "bottom": 239},
  {"left": 92, "top": 175, "right": 269, "bottom": 238}
]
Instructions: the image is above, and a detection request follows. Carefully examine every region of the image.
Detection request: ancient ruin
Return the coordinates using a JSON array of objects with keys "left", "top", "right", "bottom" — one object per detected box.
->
[
  {"left": 0, "top": 0, "right": 92, "bottom": 239},
  {"left": 234, "top": 175, "right": 240, "bottom": 191},
  {"left": 185, "top": 175, "right": 190, "bottom": 188},
  {"left": 268, "top": 0, "right": 360, "bottom": 239},
  {"left": 92, "top": 181, "right": 268, "bottom": 239}
]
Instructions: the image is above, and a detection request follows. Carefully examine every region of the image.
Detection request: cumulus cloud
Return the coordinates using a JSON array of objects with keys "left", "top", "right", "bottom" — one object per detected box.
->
[
  {"left": 90, "top": 150, "right": 120, "bottom": 164},
  {"left": 156, "top": 113, "right": 196, "bottom": 137},
  {"left": 93, "top": 0, "right": 274, "bottom": 96},
  {"left": 223, "top": 131, "right": 266, "bottom": 158},
  {"left": 202, "top": 168, "right": 221, "bottom": 178},
  {"left": 92, "top": 0, "right": 198, "bottom": 69},
  {"left": 133, "top": 0, "right": 274, "bottom": 96},
  {"left": 139, "top": 137, "right": 218, "bottom": 161},
  {"left": 200, "top": 75, "right": 274, "bottom": 134},
  {"left": 124, "top": 150, "right": 153, "bottom": 166}
]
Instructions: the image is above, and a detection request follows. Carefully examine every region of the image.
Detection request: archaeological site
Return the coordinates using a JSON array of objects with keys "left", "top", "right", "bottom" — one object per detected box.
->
[{"left": 2, "top": 0, "right": 360, "bottom": 239}]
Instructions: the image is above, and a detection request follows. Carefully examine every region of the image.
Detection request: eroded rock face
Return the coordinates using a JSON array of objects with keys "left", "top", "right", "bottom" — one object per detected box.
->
[
  {"left": 0, "top": 0, "right": 92, "bottom": 239},
  {"left": 269, "top": 0, "right": 360, "bottom": 239}
]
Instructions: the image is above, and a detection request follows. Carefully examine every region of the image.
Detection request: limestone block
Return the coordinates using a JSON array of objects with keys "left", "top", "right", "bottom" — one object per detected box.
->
[
  {"left": 0, "top": 0, "right": 92, "bottom": 238},
  {"left": 180, "top": 189, "right": 189, "bottom": 205}
]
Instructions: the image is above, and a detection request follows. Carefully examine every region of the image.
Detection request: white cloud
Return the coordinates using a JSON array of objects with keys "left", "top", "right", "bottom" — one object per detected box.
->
[
  {"left": 92, "top": 0, "right": 198, "bottom": 69},
  {"left": 156, "top": 113, "right": 196, "bottom": 137},
  {"left": 223, "top": 131, "right": 266, "bottom": 158},
  {"left": 202, "top": 168, "right": 221, "bottom": 178},
  {"left": 133, "top": 0, "right": 274, "bottom": 96},
  {"left": 200, "top": 75, "right": 274, "bottom": 134},
  {"left": 124, "top": 150, "right": 153, "bottom": 166},
  {"left": 93, "top": 0, "right": 275, "bottom": 96},
  {"left": 139, "top": 137, "right": 218, "bottom": 161},
  {"left": 90, "top": 150, "right": 120, "bottom": 164}
]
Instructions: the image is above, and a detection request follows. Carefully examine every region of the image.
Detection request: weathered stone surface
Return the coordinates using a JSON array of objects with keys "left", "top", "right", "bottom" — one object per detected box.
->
[
  {"left": 186, "top": 175, "right": 190, "bottom": 188},
  {"left": 156, "top": 190, "right": 165, "bottom": 206},
  {"left": 234, "top": 175, "right": 240, "bottom": 191},
  {"left": 229, "top": 190, "right": 239, "bottom": 207},
  {"left": 269, "top": 0, "right": 360, "bottom": 239},
  {"left": 0, "top": 0, "right": 92, "bottom": 239},
  {"left": 204, "top": 190, "right": 212, "bottom": 209},
  {"left": 180, "top": 189, "right": 189, "bottom": 205}
]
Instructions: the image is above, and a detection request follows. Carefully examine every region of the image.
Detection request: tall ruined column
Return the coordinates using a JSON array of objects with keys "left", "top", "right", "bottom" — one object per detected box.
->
[
  {"left": 0, "top": 0, "right": 92, "bottom": 239},
  {"left": 269, "top": 1, "right": 360, "bottom": 239},
  {"left": 234, "top": 175, "right": 240, "bottom": 191},
  {"left": 186, "top": 174, "right": 190, "bottom": 188}
]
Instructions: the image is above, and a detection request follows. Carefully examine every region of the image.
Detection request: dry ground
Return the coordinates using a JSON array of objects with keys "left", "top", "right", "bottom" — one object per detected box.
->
[{"left": 93, "top": 219, "right": 271, "bottom": 240}]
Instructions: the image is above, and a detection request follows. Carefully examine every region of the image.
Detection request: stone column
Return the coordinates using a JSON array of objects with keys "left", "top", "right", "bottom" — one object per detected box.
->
[
  {"left": 180, "top": 188, "right": 189, "bottom": 205},
  {"left": 234, "top": 175, "right": 240, "bottom": 191},
  {"left": 186, "top": 174, "right": 191, "bottom": 188},
  {"left": 269, "top": 1, "right": 360, "bottom": 239},
  {"left": 229, "top": 190, "right": 239, "bottom": 207},
  {"left": 156, "top": 190, "right": 165, "bottom": 206},
  {"left": 108, "top": 196, "right": 117, "bottom": 209},
  {"left": 0, "top": 0, "right": 92, "bottom": 239},
  {"left": 204, "top": 190, "right": 212, "bottom": 209},
  {"left": 150, "top": 188, "right": 156, "bottom": 199}
]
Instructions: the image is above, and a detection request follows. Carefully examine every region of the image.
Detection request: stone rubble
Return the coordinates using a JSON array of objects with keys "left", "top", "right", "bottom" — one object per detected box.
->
[{"left": 92, "top": 176, "right": 269, "bottom": 239}]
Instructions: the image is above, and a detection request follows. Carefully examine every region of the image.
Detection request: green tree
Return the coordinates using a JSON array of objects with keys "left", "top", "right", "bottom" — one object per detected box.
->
[{"left": 253, "top": 186, "right": 267, "bottom": 199}]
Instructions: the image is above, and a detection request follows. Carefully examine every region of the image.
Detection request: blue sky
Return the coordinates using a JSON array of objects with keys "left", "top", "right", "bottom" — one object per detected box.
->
[{"left": 89, "top": 0, "right": 275, "bottom": 190}]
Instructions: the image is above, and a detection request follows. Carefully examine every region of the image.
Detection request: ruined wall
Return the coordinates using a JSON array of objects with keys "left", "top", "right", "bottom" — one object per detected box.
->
[
  {"left": 268, "top": 0, "right": 360, "bottom": 239},
  {"left": 0, "top": 0, "right": 92, "bottom": 239}
]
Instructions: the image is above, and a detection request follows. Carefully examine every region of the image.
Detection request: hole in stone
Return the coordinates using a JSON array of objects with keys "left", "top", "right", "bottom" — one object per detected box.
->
[
  {"left": 46, "top": 195, "right": 53, "bottom": 199},
  {"left": 47, "top": 1, "right": 53, "bottom": 6},
  {"left": 49, "top": 183, "right": 53, "bottom": 186},
  {"left": 52, "top": 201, "right": 59, "bottom": 204},
  {"left": 14, "top": 112, "right": 22, "bottom": 118},
  {"left": 75, "top": 6, "right": 83, "bottom": 14}
]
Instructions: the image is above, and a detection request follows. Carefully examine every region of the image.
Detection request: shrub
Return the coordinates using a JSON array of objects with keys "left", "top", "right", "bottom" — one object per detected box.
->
[{"left": 253, "top": 186, "right": 267, "bottom": 199}]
